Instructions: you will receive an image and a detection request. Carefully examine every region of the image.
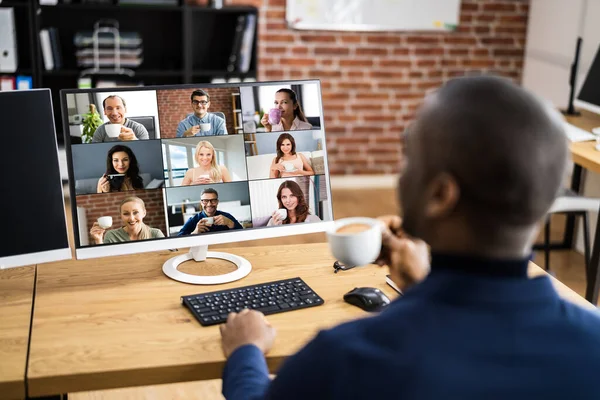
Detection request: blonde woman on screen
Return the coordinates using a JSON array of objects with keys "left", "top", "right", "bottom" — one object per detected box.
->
[
  {"left": 181, "top": 141, "right": 231, "bottom": 186},
  {"left": 90, "top": 196, "right": 165, "bottom": 244}
]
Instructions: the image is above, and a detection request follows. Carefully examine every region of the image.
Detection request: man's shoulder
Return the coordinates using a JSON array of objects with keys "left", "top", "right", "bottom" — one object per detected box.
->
[
  {"left": 125, "top": 119, "right": 144, "bottom": 129},
  {"left": 217, "top": 210, "right": 237, "bottom": 219}
]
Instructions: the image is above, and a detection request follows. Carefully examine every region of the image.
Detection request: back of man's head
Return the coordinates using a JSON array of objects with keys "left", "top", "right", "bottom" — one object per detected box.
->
[{"left": 403, "top": 75, "right": 568, "bottom": 250}]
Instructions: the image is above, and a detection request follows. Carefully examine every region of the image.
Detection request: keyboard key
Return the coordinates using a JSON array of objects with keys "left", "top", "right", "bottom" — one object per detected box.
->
[{"left": 181, "top": 277, "right": 325, "bottom": 326}]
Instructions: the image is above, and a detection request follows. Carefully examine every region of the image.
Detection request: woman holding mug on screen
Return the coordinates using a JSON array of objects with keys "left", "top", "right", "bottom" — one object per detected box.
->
[
  {"left": 267, "top": 180, "right": 321, "bottom": 226},
  {"left": 97, "top": 145, "right": 144, "bottom": 193},
  {"left": 90, "top": 196, "right": 165, "bottom": 244},
  {"left": 261, "top": 88, "right": 312, "bottom": 132},
  {"left": 269, "top": 133, "right": 314, "bottom": 178},
  {"left": 181, "top": 141, "right": 232, "bottom": 186}
]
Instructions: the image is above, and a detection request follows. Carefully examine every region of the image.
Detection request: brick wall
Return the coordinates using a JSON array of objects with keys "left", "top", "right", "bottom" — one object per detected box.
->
[
  {"left": 76, "top": 190, "right": 167, "bottom": 244},
  {"left": 157, "top": 87, "right": 239, "bottom": 138},
  {"left": 227, "top": 0, "right": 530, "bottom": 175}
]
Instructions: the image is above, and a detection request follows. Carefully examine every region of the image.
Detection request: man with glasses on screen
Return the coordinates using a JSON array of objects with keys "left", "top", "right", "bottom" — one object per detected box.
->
[
  {"left": 177, "top": 188, "right": 242, "bottom": 235},
  {"left": 176, "top": 89, "right": 228, "bottom": 137}
]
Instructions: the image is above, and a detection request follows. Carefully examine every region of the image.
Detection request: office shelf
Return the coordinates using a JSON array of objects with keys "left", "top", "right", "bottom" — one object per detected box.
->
[{"left": 11, "top": 1, "right": 258, "bottom": 143}]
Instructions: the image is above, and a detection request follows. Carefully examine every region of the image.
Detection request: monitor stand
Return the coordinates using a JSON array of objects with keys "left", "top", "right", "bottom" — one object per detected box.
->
[{"left": 162, "top": 245, "right": 252, "bottom": 284}]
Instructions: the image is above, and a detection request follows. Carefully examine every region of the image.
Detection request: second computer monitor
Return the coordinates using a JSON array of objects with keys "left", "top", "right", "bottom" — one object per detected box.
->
[{"left": 61, "top": 80, "right": 333, "bottom": 261}]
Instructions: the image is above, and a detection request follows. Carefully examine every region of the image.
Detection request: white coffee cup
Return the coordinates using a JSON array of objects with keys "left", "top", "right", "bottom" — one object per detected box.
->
[
  {"left": 199, "top": 123, "right": 211, "bottom": 132},
  {"left": 283, "top": 162, "right": 295, "bottom": 172},
  {"left": 276, "top": 208, "right": 287, "bottom": 220},
  {"left": 326, "top": 217, "right": 383, "bottom": 268},
  {"left": 105, "top": 124, "right": 122, "bottom": 138},
  {"left": 203, "top": 216, "right": 214, "bottom": 226},
  {"left": 97, "top": 216, "right": 113, "bottom": 229}
]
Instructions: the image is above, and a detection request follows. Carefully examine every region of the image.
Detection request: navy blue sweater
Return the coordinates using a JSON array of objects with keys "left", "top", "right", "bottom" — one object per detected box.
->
[
  {"left": 177, "top": 210, "right": 243, "bottom": 236},
  {"left": 222, "top": 253, "right": 600, "bottom": 399}
]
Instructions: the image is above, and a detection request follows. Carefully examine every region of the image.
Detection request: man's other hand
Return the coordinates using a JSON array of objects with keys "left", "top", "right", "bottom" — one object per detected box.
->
[{"left": 220, "top": 309, "right": 276, "bottom": 358}]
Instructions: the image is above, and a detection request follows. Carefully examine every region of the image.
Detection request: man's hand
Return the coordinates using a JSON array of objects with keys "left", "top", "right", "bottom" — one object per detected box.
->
[
  {"left": 376, "top": 215, "right": 430, "bottom": 291},
  {"left": 184, "top": 125, "right": 200, "bottom": 137},
  {"left": 220, "top": 309, "right": 276, "bottom": 359},
  {"left": 118, "top": 127, "right": 136, "bottom": 141},
  {"left": 214, "top": 215, "right": 234, "bottom": 229},
  {"left": 192, "top": 219, "right": 210, "bottom": 234}
]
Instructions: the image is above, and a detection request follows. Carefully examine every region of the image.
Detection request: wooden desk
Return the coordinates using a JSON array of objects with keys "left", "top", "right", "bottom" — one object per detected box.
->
[
  {"left": 27, "top": 243, "right": 594, "bottom": 397},
  {"left": 0, "top": 266, "right": 35, "bottom": 400},
  {"left": 563, "top": 110, "right": 600, "bottom": 303}
]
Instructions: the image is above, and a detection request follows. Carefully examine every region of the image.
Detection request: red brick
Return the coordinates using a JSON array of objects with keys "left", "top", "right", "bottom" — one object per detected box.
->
[
  {"left": 300, "top": 34, "right": 336, "bottom": 43},
  {"left": 461, "top": 2, "right": 479, "bottom": 12},
  {"left": 480, "top": 37, "right": 515, "bottom": 45},
  {"left": 405, "top": 36, "right": 441, "bottom": 44},
  {"left": 444, "top": 36, "right": 477, "bottom": 45},
  {"left": 380, "top": 60, "right": 411, "bottom": 68},
  {"left": 339, "top": 59, "right": 373, "bottom": 67},
  {"left": 482, "top": 3, "right": 517, "bottom": 12},
  {"left": 314, "top": 47, "right": 350, "bottom": 56},
  {"left": 340, "top": 35, "right": 362, "bottom": 43},
  {"left": 366, "top": 35, "right": 402, "bottom": 45},
  {"left": 356, "top": 48, "right": 388, "bottom": 56},
  {"left": 493, "top": 48, "right": 525, "bottom": 57},
  {"left": 279, "top": 58, "right": 317, "bottom": 66},
  {"left": 414, "top": 47, "right": 444, "bottom": 56}
]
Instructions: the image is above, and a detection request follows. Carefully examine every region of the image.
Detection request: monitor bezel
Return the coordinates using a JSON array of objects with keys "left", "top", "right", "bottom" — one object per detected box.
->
[
  {"left": 0, "top": 88, "right": 72, "bottom": 270},
  {"left": 60, "top": 79, "right": 335, "bottom": 260},
  {"left": 575, "top": 44, "right": 600, "bottom": 117}
]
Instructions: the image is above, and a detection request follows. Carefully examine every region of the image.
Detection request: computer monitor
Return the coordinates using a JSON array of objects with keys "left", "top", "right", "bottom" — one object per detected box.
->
[
  {"left": 60, "top": 80, "right": 334, "bottom": 284},
  {"left": 575, "top": 43, "right": 600, "bottom": 117},
  {"left": 0, "top": 89, "right": 71, "bottom": 270}
]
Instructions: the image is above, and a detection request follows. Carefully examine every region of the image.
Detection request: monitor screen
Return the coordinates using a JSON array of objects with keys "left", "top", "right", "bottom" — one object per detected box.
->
[
  {"left": 0, "top": 89, "right": 71, "bottom": 269},
  {"left": 576, "top": 44, "right": 600, "bottom": 115},
  {"left": 61, "top": 80, "right": 334, "bottom": 260}
]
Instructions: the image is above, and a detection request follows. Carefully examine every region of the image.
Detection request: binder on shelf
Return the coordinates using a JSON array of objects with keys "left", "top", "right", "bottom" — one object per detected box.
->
[
  {"left": 237, "top": 13, "right": 256, "bottom": 74},
  {"left": 16, "top": 75, "right": 33, "bottom": 90},
  {"left": 0, "top": 76, "right": 16, "bottom": 91},
  {"left": 227, "top": 15, "right": 246, "bottom": 73},
  {"left": 0, "top": 8, "right": 18, "bottom": 73},
  {"left": 48, "top": 27, "right": 63, "bottom": 70},
  {"left": 39, "top": 29, "right": 54, "bottom": 70}
]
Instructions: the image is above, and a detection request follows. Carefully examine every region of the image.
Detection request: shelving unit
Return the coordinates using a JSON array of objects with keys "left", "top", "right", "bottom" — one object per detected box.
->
[
  {"left": 1, "top": 0, "right": 258, "bottom": 144},
  {"left": 231, "top": 92, "right": 243, "bottom": 134}
]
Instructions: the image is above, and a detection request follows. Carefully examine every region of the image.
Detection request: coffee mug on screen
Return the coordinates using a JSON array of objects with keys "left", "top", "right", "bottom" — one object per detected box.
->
[
  {"left": 199, "top": 123, "right": 211, "bottom": 132},
  {"left": 97, "top": 216, "right": 113, "bottom": 229},
  {"left": 276, "top": 208, "right": 287, "bottom": 220},
  {"left": 269, "top": 108, "right": 282, "bottom": 125},
  {"left": 326, "top": 217, "right": 383, "bottom": 268},
  {"left": 203, "top": 217, "right": 214, "bottom": 226},
  {"left": 283, "top": 162, "right": 295, "bottom": 172},
  {"left": 105, "top": 124, "right": 122, "bottom": 138}
]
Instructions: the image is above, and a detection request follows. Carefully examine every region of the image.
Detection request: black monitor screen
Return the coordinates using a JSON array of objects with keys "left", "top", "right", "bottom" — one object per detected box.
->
[
  {"left": 0, "top": 90, "right": 69, "bottom": 258},
  {"left": 578, "top": 45, "right": 600, "bottom": 108}
]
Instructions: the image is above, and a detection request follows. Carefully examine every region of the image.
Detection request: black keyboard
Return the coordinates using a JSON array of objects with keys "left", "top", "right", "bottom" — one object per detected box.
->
[{"left": 181, "top": 277, "right": 325, "bottom": 326}]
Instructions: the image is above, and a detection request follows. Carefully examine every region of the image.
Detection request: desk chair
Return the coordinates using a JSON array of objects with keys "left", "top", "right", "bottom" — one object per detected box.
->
[
  {"left": 128, "top": 116, "right": 156, "bottom": 139},
  {"left": 212, "top": 111, "right": 226, "bottom": 121},
  {"left": 544, "top": 190, "right": 600, "bottom": 277}
]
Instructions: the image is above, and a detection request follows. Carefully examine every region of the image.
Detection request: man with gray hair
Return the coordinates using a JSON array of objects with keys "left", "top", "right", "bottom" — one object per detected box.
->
[{"left": 92, "top": 95, "right": 149, "bottom": 142}]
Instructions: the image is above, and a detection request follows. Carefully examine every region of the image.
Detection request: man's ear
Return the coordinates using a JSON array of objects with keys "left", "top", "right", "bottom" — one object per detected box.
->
[{"left": 425, "top": 172, "right": 460, "bottom": 218}]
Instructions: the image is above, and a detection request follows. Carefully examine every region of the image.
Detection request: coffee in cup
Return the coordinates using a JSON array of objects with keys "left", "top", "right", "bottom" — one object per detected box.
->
[
  {"left": 336, "top": 223, "right": 372, "bottom": 234},
  {"left": 105, "top": 124, "right": 122, "bottom": 138},
  {"left": 199, "top": 123, "right": 211, "bottom": 132},
  {"left": 269, "top": 108, "right": 282, "bottom": 125},
  {"left": 283, "top": 162, "right": 295, "bottom": 172},
  {"left": 326, "top": 217, "right": 383, "bottom": 268},
  {"left": 97, "top": 216, "right": 113, "bottom": 229}
]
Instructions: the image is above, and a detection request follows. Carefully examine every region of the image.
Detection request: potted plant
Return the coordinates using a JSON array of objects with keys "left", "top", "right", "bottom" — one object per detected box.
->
[{"left": 81, "top": 103, "right": 103, "bottom": 143}]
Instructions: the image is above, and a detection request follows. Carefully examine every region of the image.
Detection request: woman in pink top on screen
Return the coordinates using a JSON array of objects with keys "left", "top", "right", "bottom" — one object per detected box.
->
[
  {"left": 260, "top": 88, "right": 312, "bottom": 132},
  {"left": 269, "top": 133, "right": 314, "bottom": 179},
  {"left": 181, "top": 141, "right": 231, "bottom": 186}
]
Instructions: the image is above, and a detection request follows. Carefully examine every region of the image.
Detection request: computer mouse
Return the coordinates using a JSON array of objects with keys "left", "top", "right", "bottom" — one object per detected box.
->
[{"left": 343, "top": 287, "right": 391, "bottom": 312}]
